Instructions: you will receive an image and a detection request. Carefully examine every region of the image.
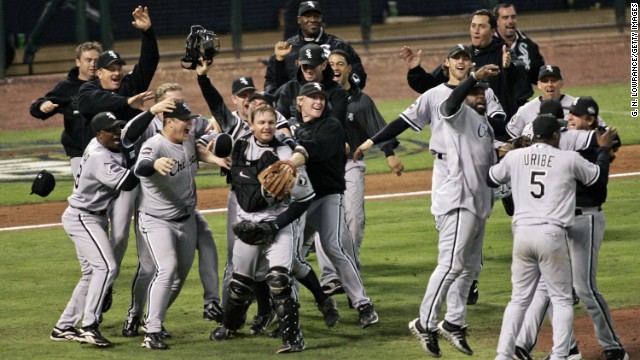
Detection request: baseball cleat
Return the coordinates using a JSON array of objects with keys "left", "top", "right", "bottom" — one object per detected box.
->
[
  {"left": 140, "top": 319, "right": 172, "bottom": 338},
  {"left": 203, "top": 301, "right": 224, "bottom": 323},
  {"left": 321, "top": 279, "right": 345, "bottom": 296},
  {"left": 437, "top": 320, "right": 473, "bottom": 355},
  {"left": 210, "top": 325, "right": 234, "bottom": 341},
  {"left": 249, "top": 311, "right": 276, "bottom": 335},
  {"left": 76, "top": 323, "right": 111, "bottom": 347},
  {"left": 142, "top": 332, "right": 168, "bottom": 350},
  {"left": 357, "top": 302, "right": 379, "bottom": 328},
  {"left": 467, "top": 280, "right": 479, "bottom": 305},
  {"left": 276, "top": 331, "right": 305, "bottom": 353},
  {"left": 542, "top": 345, "right": 583, "bottom": 360},
  {"left": 604, "top": 348, "right": 628, "bottom": 360},
  {"left": 317, "top": 297, "right": 339, "bottom": 327},
  {"left": 408, "top": 318, "right": 441, "bottom": 357},
  {"left": 122, "top": 316, "right": 141, "bottom": 337},
  {"left": 513, "top": 345, "right": 533, "bottom": 360},
  {"left": 50, "top": 326, "right": 81, "bottom": 341}
]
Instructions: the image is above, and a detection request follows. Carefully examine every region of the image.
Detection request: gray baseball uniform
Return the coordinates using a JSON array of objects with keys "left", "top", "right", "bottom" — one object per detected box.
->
[
  {"left": 134, "top": 130, "right": 200, "bottom": 334},
  {"left": 57, "top": 138, "right": 133, "bottom": 329},
  {"left": 488, "top": 142, "right": 604, "bottom": 360},
  {"left": 121, "top": 113, "right": 221, "bottom": 322},
  {"left": 515, "top": 129, "right": 626, "bottom": 356},
  {"left": 416, "top": 98, "right": 496, "bottom": 333}
]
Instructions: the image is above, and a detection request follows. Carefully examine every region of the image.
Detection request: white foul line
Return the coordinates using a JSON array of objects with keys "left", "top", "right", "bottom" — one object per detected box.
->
[{"left": 2, "top": 171, "right": 640, "bottom": 232}]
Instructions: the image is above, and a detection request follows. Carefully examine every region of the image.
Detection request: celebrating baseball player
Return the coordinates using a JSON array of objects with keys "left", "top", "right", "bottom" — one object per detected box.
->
[
  {"left": 488, "top": 114, "right": 616, "bottom": 360},
  {"left": 264, "top": 1, "right": 367, "bottom": 94},
  {"left": 119, "top": 84, "right": 227, "bottom": 338},
  {"left": 134, "top": 101, "right": 226, "bottom": 350},
  {"left": 210, "top": 104, "right": 314, "bottom": 353},
  {"left": 513, "top": 97, "right": 628, "bottom": 360},
  {"left": 51, "top": 112, "right": 140, "bottom": 347}
]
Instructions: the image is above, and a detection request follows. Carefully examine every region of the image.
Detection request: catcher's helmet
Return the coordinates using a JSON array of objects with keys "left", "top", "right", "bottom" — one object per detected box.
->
[{"left": 181, "top": 25, "right": 220, "bottom": 70}]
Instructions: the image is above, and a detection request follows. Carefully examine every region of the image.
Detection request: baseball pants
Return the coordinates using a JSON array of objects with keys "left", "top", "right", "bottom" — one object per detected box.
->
[
  {"left": 495, "top": 224, "right": 573, "bottom": 360},
  {"left": 57, "top": 207, "right": 118, "bottom": 328},
  {"left": 138, "top": 212, "right": 197, "bottom": 333}
]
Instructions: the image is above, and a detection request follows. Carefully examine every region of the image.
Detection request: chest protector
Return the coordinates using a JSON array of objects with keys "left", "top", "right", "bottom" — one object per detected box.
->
[{"left": 230, "top": 139, "right": 279, "bottom": 213}]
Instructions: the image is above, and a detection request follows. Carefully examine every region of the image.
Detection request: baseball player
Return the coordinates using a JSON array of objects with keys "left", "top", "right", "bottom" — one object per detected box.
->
[
  {"left": 513, "top": 97, "right": 628, "bottom": 360},
  {"left": 134, "top": 101, "right": 225, "bottom": 350},
  {"left": 493, "top": 3, "right": 545, "bottom": 107},
  {"left": 507, "top": 65, "right": 606, "bottom": 139},
  {"left": 30, "top": 41, "right": 101, "bottom": 177},
  {"left": 274, "top": 43, "right": 348, "bottom": 127},
  {"left": 356, "top": 44, "right": 506, "bottom": 307},
  {"left": 51, "top": 112, "right": 140, "bottom": 347},
  {"left": 210, "top": 104, "right": 314, "bottom": 353},
  {"left": 76, "top": 6, "right": 159, "bottom": 314},
  {"left": 314, "top": 49, "right": 404, "bottom": 294},
  {"left": 264, "top": 1, "right": 367, "bottom": 94},
  {"left": 488, "top": 114, "right": 615, "bottom": 360},
  {"left": 120, "top": 84, "right": 227, "bottom": 338}
]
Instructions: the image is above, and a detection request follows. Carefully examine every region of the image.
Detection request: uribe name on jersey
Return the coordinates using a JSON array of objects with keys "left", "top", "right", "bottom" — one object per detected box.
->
[{"left": 523, "top": 153, "right": 553, "bottom": 167}]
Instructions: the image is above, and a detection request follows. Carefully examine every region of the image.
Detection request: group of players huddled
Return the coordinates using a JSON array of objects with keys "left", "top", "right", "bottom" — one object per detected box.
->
[{"left": 31, "top": 2, "right": 628, "bottom": 359}]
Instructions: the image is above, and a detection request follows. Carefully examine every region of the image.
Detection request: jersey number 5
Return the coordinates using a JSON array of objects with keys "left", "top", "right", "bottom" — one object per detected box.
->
[{"left": 529, "top": 170, "right": 546, "bottom": 198}]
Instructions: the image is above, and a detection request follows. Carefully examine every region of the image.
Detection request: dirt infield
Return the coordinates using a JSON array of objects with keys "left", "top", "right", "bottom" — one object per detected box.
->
[{"left": 1, "top": 28, "right": 637, "bottom": 359}]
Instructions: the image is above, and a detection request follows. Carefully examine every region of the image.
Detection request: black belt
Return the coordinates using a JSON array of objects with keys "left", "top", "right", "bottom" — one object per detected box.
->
[
  {"left": 71, "top": 206, "right": 107, "bottom": 216},
  {"left": 171, "top": 214, "right": 191, "bottom": 222},
  {"left": 575, "top": 206, "right": 602, "bottom": 216}
]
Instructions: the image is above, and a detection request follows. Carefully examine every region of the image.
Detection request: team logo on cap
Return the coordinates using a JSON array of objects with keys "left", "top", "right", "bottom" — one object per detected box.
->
[
  {"left": 305, "top": 49, "right": 313, "bottom": 59},
  {"left": 306, "top": 1, "right": 316, "bottom": 8},
  {"left": 545, "top": 65, "right": 554, "bottom": 72},
  {"left": 107, "top": 50, "right": 118, "bottom": 59},
  {"left": 457, "top": 44, "right": 464, "bottom": 50},
  {"left": 239, "top": 77, "right": 249, "bottom": 86},
  {"left": 313, "top": 83, "right": 322, "bottom": 91},
  {"left": 106, "top": 112, "right": 116, "bottom": 120}
]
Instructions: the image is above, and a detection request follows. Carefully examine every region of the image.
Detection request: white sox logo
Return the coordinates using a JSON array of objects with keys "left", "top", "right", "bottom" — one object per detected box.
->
[
  {"left": 306, "top": 1, "right": 316, "bottom": 9},
  {"left": 107, "top": 51, "right": 119, "bottom": 59},
  {"left": 312, "top": 82, "right": 322, "bottom": 91},
  {"left": 180, "top": 102, "right": 192, "bottom": 113},
  {"left": 305, "top": 48, "right": 313, "bottom": 59},
  {"left": 106, "top": 112, "right": 116, "bottom": 120},
  {"left": 239, "top": 77, "right": 249, "bottom": 86}
]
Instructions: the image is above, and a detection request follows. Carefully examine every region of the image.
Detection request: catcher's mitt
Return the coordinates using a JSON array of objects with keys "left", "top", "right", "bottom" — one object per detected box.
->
[
  {"left": 498, "top": 135, "right": 532, "bottom": 158},
  {"left": 232, "top": 220, "right": 278, "bottom": 246},
  {"left": 258, "top": 160, "right": 297, "bottom": 201}
]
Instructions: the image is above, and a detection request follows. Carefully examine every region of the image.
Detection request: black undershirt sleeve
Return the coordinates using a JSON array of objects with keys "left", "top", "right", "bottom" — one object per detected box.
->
[{"left": 370, "top": 118, "right": 410, "bottom": 145}]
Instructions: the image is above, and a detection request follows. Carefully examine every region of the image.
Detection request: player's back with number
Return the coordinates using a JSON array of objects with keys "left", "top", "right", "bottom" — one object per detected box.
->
[{"left": 490, "top": 131, "right": 599, "bottom": 227}]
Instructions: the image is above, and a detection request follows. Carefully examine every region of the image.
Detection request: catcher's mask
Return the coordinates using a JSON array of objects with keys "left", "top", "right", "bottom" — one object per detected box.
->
[{"left": 181, "top": 25, "right": 220, "bottom": 70}]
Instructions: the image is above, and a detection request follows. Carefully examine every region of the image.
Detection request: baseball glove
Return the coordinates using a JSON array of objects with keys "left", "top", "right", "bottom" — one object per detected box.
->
[
  {"left": 258, "top": 160, "right": 297, "bottom": 201},
  {"left": 498, "top": 135, "right": 532, "bottom": 158},
  {"left": 232, "top": 220, "right": 278, "bottom": 246}
]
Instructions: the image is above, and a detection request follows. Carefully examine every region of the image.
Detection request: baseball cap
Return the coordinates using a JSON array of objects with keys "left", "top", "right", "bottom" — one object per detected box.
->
[
  {"left": 538, "top": 65, "right": 562, "bottom": 81},
  {"left": 91, "top": 112, "right": 126, "bottom": 133},
  {"left": 164, "top": 101, "right": 198, "bottom": 121},
  {"left": 298, "top": 44, "right": 327, "bottom": 67},
  {"left": 566, "top": 96, "right": 599, "bottom": 118},
  {"left": 447, "top": 43, "right": 472, "bottom": 58},
  {"left": 97, "top": 50, "right": 126, "bottom": 69},
  {"left": 532, "top": 114, "right": 561, "bottom": 139},
  {"left": 248, "top": 91, "right": 275, "bottom": 106},
  {"left": 30, "top": 169, "right": 56, "bottom": 197},
  {"left": 299, "top": 82, "right": 327, "bottom": 98},
  {"left": 298, "top": 1, "right": 322, "bottom": 16},
  {"left": 231, "top": 77, "right": 256, "bottom": 95},
  {"left": 472, "top": 80, "right": 489, "bottom": 90},
  {"left": 539, "top": 99, "right": 564, "bottom": 119}
]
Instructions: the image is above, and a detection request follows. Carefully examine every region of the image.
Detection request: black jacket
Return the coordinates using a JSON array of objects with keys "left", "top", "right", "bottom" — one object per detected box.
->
[
  {"left": 494, "top": 30, "right": 545, "bottom": 106},
  {"left": 29, "top": 67, "right": 90, "bottom": 158},
  {"left": 264, "top": 28, "right": 366, "bottom": 94},
  {"left": 294, "top": 113, "right": 346, "bottom": 198},
  {"left": 78, "top": 28, "right": 159, "bottom": 124},
  {"left": 275, "top": 64, "right": 348, "bottom": 129}
]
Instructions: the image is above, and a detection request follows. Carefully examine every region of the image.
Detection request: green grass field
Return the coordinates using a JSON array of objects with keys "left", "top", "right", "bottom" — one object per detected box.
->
[
  {"left": 0, "top": 82, "right": 637, "bottom": 358},
  {"left": 1, "top": 176, "right": 638, "bottom": 359}
]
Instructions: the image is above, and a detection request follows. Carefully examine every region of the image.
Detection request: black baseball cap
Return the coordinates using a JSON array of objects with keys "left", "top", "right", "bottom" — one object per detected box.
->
[
  {"left": 164, "top": 101, "right": 198, "bottom": 121},
  {"left": 97, "top": 50, "right": 126, "bottom": 69},
  {"left": 248, "top": 91, "right": 275, "bottom": 106},
  {"left": 539, "top": 99, "right": 564, "bottom": 119},
  {"left": 91, "top": 112, "right": 126, "bottom": 133},
  {"left": 298, "top": 1, "right": 322, "bottom": 16},
  {"left": 566, "top": 96, "right": 599, "bottom": 118},
  {"left": 231, "top": 77, "right": 256, "bottom": 95},
  {"left": 538, "top": 65, "right": 562, "bottom": 81},
  {"left": 298, "top": 44, "right": 327, "bottom": 67},
  {"left": 447, "top": 43, "right": 472, "bottom": 58},
  {"left": 30, "top": 169, "right": 56, "bottom": 197},
  {"left": 472, "top": 80, "right": 489, "bottom": 90},
  {"left": 532, "top": 114, "right": 561, "bottom": 139},
  {"left": 299, "top": 82, "right": 327, "bottom": 98}
]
